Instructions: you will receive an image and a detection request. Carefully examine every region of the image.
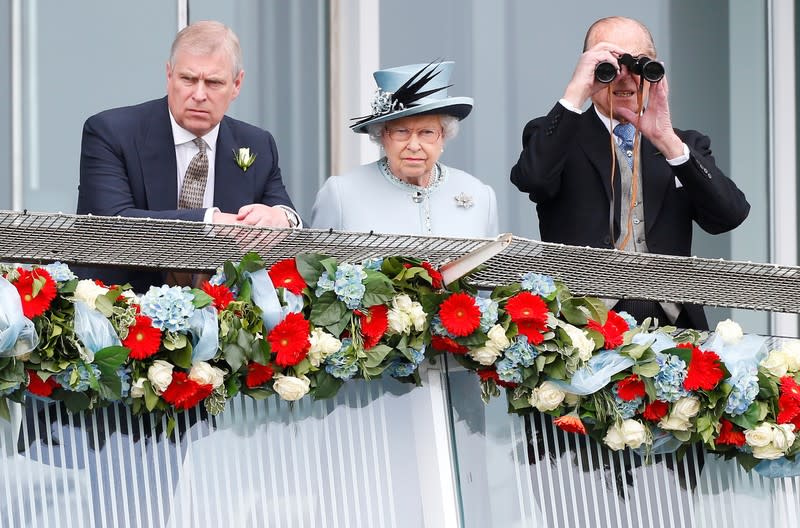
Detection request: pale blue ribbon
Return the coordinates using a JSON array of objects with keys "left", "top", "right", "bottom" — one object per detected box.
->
[
  {"left": 548, "top": 349, "right": 635, "bottom": 395},
  {"left": 0, "top": 276, "right": 39, "bottom": 357},
  {"left": 188, "top": 305, "right": 220, "bottom": 362},
  {"left": 755, "top": 456, "right": 800, "bottom": 478},
  {"left": 73, "top": 300, "right": 121, "bottom": 361},
  {"left": 246, "top": 269, "right": 283, "bottom": 331},
  {"left": 702, "top": 332, "right": 768, "bottom": 375}
]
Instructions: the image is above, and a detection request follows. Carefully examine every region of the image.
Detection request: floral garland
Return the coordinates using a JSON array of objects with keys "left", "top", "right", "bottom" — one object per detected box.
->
[{"left": 1, "top": 254, "right": 799, "bottom": 476}]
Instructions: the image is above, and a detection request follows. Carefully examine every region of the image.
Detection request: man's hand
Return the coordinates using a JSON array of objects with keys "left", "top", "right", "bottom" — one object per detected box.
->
[
  {"left": 616, "top": 75, "right": 684, "bottom": 159},
  {"left": 235, "top": 204, "right": 291, "bottom": 227},
  {"left": 562, "top": 42, "right": 626, "bottom": 109}
]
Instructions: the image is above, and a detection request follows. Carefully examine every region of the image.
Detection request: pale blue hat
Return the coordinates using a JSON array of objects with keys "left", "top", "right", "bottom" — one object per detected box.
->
[{"left": 350, "top": 61, "right": 473, "bottom": 133}]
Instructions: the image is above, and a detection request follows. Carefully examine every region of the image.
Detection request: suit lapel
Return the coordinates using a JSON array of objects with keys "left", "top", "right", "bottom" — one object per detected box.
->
[
  {"left": 578, "top": 108, "right": 617, "bottom": 203},
  {"left": 641, "top": 139, "right": 672, "bottom": 233},
  {"left": 139, "top": 97, "right": 178, "bottom": 210},
  {"left": 213, "top": 118, "right": 252, "bottom": 213}
]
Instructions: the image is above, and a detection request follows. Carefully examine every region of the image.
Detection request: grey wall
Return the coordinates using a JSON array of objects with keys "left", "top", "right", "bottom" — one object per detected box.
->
[{"left": 1, "top": 2, "right": 10, "bottom": 210}]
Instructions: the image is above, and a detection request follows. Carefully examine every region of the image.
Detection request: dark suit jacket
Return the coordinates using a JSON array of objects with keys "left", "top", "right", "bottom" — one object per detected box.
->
[
  {"left": 510, "top": 102, "right": 750, "bottom": 329},
  {"left": 76, "top": 97, "right": 295, "bottom": 290}
]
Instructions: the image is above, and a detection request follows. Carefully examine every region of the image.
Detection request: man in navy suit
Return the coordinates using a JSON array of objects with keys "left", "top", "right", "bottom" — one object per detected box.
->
[
  {"left": 77, "top": 20, "right": 300, "bottom": 290},
  {"left": 510, "top": 16, "right": 749, "bottom": 330}
]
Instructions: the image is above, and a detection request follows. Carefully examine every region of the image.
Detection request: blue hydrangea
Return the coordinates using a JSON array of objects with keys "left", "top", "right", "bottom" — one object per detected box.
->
[
  {"left": 361, "top": 257, "right": 384, "bottom": 271},
  {"left": 725, "top": 367, "right": 759, "bottom": 416},
  {"left": 43, "top": 262, "right": 76, "bottom": 282},
  {"left": 653, "top": 353, "right": 689, "bottom": 402},
  {"left": 324, "top": 339, "right": 359, "bottom": 380},
  {"left": 496, "top": 358, "right": 523, "bottom": 384},
  {"left": 504, "top": 335, "right": 538, "bottom": 367},
  {"left": 385, "top": 361, "right": 416, "bottom": 378},
  {"left": 56, "top": 363, "right": 102, "bottom": 392},
  {"left": 409, "top": 345, "right": 426, "bottom": 365},
  {"left": 333, "top": 263, "right": 368, "bottom": 309},
  {"left": 617, "top": 311, "right": 638, "bottom": 329},
  {"left": 613, "top": 386, "right": 643, "bottom": 419},
  {"left": 140, "top": 285, "right": 196, "bottom": 332},
  {"left": 521, "top": 272, "right": 556, "bottom": 297},
  {"left": 315, "top": 271, "right": 335, "bottom": 296},
  {"left": 209, "top": 268, "right": 226, "bottom": 286},
  {"left": 117, "top": 367, "right": 131, "bottom": 400},
  {"left": 475, "top": 296, "right": 499, "bottom": 332},
  {"left": 430, "top": 314, "right": 454, "bottom": 338}
]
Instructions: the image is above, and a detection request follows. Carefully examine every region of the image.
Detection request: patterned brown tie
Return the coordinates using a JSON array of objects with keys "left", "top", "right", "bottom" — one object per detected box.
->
[
  {"left": 178, "top": 138, "right": 209, "bottom": 209},
  {"left": 169, "top": 138, "right": 210, "bottom": 287}
]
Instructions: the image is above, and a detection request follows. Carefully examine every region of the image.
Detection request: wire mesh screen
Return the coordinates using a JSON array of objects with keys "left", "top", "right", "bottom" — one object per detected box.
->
[{"left": 1, "top": 210, "right": 799, "bottom": 313}]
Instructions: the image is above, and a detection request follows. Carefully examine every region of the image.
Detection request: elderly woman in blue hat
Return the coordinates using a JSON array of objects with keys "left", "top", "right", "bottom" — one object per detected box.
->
[{"left": 311, "top": 61, "right": 498, "bottom": 237}]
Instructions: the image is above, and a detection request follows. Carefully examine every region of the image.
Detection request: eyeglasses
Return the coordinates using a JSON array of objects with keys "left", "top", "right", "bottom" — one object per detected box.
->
[{"left": 384, "top": 126, "right": 442, "bottom": 143}]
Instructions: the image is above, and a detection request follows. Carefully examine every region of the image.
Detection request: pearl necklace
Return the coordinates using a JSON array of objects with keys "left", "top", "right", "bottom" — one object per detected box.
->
[{"left": 377, "top": 157, "right": 447, "bottom": 234}]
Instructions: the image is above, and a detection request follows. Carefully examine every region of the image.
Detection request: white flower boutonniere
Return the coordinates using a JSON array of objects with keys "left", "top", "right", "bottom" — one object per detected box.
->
[
  {"left": 234, "top": 147, "right": 257, "bottom": 171},
  {"left": 454, "top": 192, "right": 474, "bottom": 209}
]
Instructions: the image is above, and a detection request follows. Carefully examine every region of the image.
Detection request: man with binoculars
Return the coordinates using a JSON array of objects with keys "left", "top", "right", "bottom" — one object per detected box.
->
[{"left": 510, "top": 15, "right": 749, "bottom": 330}]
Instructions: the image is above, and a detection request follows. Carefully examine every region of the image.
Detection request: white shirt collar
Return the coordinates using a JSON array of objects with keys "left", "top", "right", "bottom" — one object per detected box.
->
[
  {"left": 168, "top": 109, "right": 219, "bottom": 150},
  {"left": 593, "top": 106, "right": 623, "bottom": 135}
]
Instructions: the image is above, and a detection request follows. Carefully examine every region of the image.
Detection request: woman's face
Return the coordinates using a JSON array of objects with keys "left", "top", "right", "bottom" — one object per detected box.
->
[{"left": 380, "top": 114, "right": 444, "bottom": 185}]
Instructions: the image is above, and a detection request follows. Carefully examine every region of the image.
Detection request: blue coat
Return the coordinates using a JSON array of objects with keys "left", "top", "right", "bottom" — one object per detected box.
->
[{"left": 76, "top": 97, "right": 295, "bottom": 290}]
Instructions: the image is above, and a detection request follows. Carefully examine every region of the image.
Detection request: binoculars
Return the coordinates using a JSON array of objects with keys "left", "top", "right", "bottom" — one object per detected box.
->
[{"left": 594, "top": 53, "right": 665, "bottom": 83}]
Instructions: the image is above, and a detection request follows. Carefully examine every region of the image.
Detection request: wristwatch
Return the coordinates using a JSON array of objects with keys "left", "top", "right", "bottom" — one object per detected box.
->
[{"left": 283, "top": 208, "right": 300, "bottom": 228}]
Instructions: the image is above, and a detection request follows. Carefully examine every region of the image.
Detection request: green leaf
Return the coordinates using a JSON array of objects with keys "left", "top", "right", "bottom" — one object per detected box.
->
[
  {"left": 633, "top": 360, "right": 661, "bottom": 378},
  {"left": 94, "top": 346, "right": 129, "bottom": 370},
  {"left": 62, "top": 391, "right": 91, "bottom": 413},
  {"left": 191, "top": 289, "right": 214, "bottom": 308},
  {"left": 96, "top": 373, "right": 122, "bottom": 401},
  {"left": 560, "top": 299, "right": 589, "bottom": 326},
  {"left": 295, "top": 254, "right": 327, "bottom": 285},
  {"left": 144, "top": 381, "right": 159, "bottom": 411},
  {"left": 362, "top": 272, "right": 395, "bottom": 307},
  {"left": 363, "top": 344, "right": 392, "bottom": 368},
  {"left": 0, "top": 398, "right": 9, "bottom": 421},
  {"left": 620, "top": 341, "right": 651, "bottom": 361},
  {"left": 239, "top": 252, "right": 266, "bottom": 274},
  {"left": 309, "top": 291, "right": 348, "bottom": 334},
  {"left": 169, "top": 346, "right": 193, "bottom": 369},
  {"left": 223, "top": 261, "right": 239, "bottom": 287},
  {"left": 223, "top": 343, "right": 247, "bottom": 372},
  {"left": 312, "top": 371, "right": 344, "bottom": 400},
  {"left": 94, "top": 292, "right": 117, "bottom": 317}
]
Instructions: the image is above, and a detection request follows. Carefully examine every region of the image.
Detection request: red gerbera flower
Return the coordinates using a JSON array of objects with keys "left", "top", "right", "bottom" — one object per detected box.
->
[
  {"left": 201, "top": 282, "right": 235, "bottom": 311},
  {"left": 268, "top": 312, "right": 311, "bottom": 367},
  {"left": 123, "top": 315, "right": 163, "bottom": 360},
  {"left": 642, "top": 400, "right": 670, "bottom": 421},
  {"left": 553, "top": 414, "right": 587, "bottom": 435},
  {"left": 268, "top": 258, "right": 307, "bottom": 295},
  {"left": 246, "top": 361, "right": 275, "bottom": 388},
  {"left": 421, "top": 261, "right": 444, "bottom": 289},
  {"left": 516, "top": 319, "right": 547, "bottom": 344},
  {"left": 431, "top": 335, "right": 469, "bottom": 355},
  {"left": 477, "top": 368, "right": 518, "bottom": 389},
  {"left": 13, "top": 268, "right": 57, "bottom": 318},
  {"left": 587, "top": 311, "right": 629, "bottom": 350},
  {"left": 717, "top": 418, "right": 746, "bottom": 447},
  {"left": 777, "top": 376, "right": 800, "bottom": 428},
  {"left": 161, "top": 371, "right": 214, "bottom": 410},
  {"left": 681, "top": 343, "right": 724, "bottom": 391},
  {"left": 26, "top": 370, "right": 59, "bottom": 397},
  {"left": 505, "top": 291, "right": 549, "bottom": 325},
  {"left": 616, "top": 374, "right": 646, "bottom": 401},
  {"left": 357, "top": 304, "right": 389, "bottom": 349},
  {"left": 439, "top": 292, "right": 481, "bottom": 337}
]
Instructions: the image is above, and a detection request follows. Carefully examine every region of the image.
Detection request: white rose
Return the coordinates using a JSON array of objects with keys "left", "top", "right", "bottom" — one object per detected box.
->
[
  {"left": 772, "top": 423, "right": 796, "bottom": 451},
  {"left": 387, "top": 308, "right": 412, "bottom": 335},
  {"left": 392, "top": 294, "right": 413, "bottom": 312},
  {"left": 562, "top": 323, "right": 595, "bottom": 362},
  {"left": 468, "top": 343, "right": 502, "bottom": 366},
  {"left": 603, "top": 423, "right": 626, "bottom": 451},
  {"left": 563, "top": 392, "right": 580, "bottom": 407},
  {"left": 308, "top": 328, "right": 342, "bottom": 367},
  {"left": 715, "top": 318, "right": 743, "bottom": 345},
  {"left": 745, "top": 423, "right": 775, "bottom": 448},
  {"left": 761, "top": 350, "right": 790, "bottom": 378},
  {"left": 73, "top": 279, "right": 110, "bottom": 310},
  {"left": 529, "top": 381, "right": 565, "bottom": 412},
  {"left": 147, "top": 360, "right": 174, "bottom": 395},
  {"left": 189, "top": 361, "right": 225, "bottom": 389},
  {"left": 487, "top": 325, "right": 511, "bottom": 350},
  {"left": 273, "top": 374, "right": 311, "bottom": 401},
  {"left": 781, "top": 340, "right": 800, "bottom": 372},
  {"left": 119, "top": 289, "right": 139, "bottom": 305},
  {"left": 752, "top": 444, "right": 786, "bottom": 460},
  {"left": 408, "top": 303, "right": 427, "bottom": 332},
  {"left": 658, "top": 398, "right": 699, "bottom": 432},
  {"left": 130, "top": 378, "right": 146, "bottom": 399},
  {"left": 620, "top": 419, "right": 648, "bottom": 449}
]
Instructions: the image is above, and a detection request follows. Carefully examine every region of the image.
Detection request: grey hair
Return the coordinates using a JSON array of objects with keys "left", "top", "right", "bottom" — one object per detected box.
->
[
  {"left": 366, "top": 114, "right": 461, "bottom": 146},
  {"left": 169, "top": 20, "right": 243, "bottom": 79}
]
